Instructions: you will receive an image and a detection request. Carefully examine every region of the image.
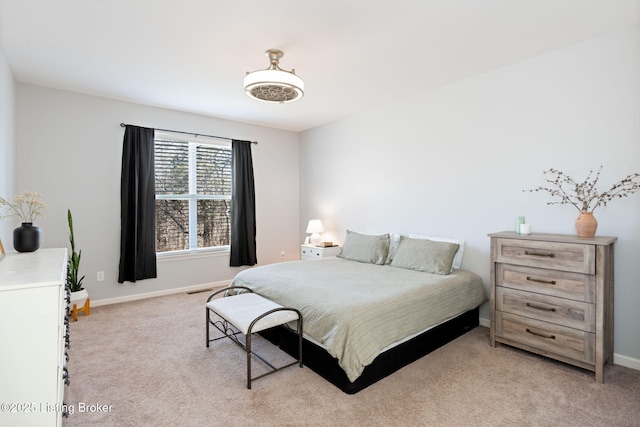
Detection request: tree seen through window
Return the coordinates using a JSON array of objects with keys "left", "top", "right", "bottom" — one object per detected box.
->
[{"left": 154, "top": 137, "right": 232, "bottom": 253}]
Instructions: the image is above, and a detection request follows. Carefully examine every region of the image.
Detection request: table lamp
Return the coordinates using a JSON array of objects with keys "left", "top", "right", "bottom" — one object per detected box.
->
[{"left": 306, "top": 220, "right": 324, "bottom": 245}]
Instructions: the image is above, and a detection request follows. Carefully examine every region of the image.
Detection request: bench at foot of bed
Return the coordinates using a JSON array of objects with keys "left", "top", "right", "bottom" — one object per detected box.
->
[{"left": 205, "top": 286, "right": 303, "bottom": 389}]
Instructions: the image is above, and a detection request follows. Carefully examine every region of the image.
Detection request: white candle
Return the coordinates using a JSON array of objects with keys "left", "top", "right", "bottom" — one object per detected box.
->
[{"left": 519, "top": 224, "right": 531, "bottom": 235}]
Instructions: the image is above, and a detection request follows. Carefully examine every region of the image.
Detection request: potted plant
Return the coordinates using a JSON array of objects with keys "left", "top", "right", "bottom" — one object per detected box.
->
[
  {"left": 67, "top": 209, "right": 89, "bottom": 320},
  {"left": 0, "top": 191, "right": 47, "bottom": 252},
  {"left": 524, "top": 166, "right": 640, "bottom": 237}
]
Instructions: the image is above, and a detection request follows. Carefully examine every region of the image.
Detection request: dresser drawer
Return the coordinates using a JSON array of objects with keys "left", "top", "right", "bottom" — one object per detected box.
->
[
  {"left": 494, "top": 238, "right": 594, "bottom": 274},
  {"left": 496, "top": 287, "right": 595, "bottom": 332},
  {"left": 496, "top": 312, "right": 595, "bottom": 364},
  {"left": 496, "top": 264, "right": 595, "bottom": 303}
]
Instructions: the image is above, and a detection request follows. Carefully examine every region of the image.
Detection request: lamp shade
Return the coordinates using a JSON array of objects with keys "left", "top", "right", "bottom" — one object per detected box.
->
[{"left": 306, "top": 220, "right": 324, "bottom": 234}]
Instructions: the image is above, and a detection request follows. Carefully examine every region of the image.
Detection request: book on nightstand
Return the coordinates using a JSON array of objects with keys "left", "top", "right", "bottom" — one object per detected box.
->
[{"left": 318, "top": 242, "right": 337, "bottom": 247}]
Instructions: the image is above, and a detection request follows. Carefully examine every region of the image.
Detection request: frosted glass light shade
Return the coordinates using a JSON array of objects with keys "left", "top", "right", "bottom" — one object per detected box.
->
[{"left": 244, "top": 69, "right": 304, "bottom": 103}]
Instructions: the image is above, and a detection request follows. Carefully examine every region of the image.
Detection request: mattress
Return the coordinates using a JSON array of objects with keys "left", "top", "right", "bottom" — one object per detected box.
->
[{"left": 230, "top": 257, "right": 486, "bottom": 382}]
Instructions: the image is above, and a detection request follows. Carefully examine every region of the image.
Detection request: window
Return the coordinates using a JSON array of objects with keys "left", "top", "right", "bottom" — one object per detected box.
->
[{"left": 154, "top": 133, "right": 232, "bottom": 254}]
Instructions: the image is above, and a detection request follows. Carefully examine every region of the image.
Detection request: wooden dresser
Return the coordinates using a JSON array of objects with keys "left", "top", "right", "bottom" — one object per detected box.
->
[
  {"left": 488, "top": 231, "right": 616, "bottom": 382},
  {"left": 0, "top": 248, "right": 69, "bottom": 426}
]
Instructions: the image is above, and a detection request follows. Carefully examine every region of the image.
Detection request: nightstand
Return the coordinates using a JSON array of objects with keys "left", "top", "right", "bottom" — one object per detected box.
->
[{"left": 300, "top": 244, "right": 341, "bottom": 260}]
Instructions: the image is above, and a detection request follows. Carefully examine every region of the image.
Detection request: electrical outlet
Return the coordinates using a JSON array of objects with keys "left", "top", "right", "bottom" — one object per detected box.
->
[
  {"left": 280, "top": 251, "right": 286, "bottom": 259},
  {"left": 97, "top": 271, "right": 105, "bottom": 282}
]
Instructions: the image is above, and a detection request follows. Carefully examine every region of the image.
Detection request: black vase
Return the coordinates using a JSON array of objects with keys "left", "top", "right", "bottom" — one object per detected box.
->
[{"left": 13, "top": 222, "right": 41, "bottom": 252}]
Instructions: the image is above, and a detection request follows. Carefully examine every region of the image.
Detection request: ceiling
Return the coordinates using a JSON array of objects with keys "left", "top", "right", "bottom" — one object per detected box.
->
[{"left": 1, "top": 1, "right": 639, "bottom": 132}]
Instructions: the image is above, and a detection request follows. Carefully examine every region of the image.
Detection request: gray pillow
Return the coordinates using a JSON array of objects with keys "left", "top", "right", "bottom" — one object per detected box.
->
[
  {"left": 390, "top": 237, "right": 459, "bottom": 275},
  {"left": 337, "top": 230, "right": 390, "bottom": 265}
]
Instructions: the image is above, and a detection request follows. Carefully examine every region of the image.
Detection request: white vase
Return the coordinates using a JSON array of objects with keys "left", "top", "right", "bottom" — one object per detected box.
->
[{"left": 70, "top": 288, "right": 89, "bottom": 305}]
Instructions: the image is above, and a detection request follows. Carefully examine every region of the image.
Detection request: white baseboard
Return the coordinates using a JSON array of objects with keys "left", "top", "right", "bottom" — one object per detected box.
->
[
  {"left": 613, "top": 353, "right": 640, "bottom": 371},
  {"left": 90, "top": 280, "right": 230, "bottom": 307},
  {"left": 478, "top": 316, "right": 640, "bottom": 372},
  {"left": 479, "top": 316, "right": 490, "bottom": 328}
]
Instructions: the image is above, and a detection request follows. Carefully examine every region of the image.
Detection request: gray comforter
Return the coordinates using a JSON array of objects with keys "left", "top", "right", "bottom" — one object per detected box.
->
[{"left": 230, "top": 257, "right": 486, "bottom": 382}]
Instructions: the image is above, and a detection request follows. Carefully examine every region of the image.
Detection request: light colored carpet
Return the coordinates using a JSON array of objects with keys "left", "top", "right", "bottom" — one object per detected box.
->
[{"left": 63, "top": 291, "right": 640, "bottom": 427}]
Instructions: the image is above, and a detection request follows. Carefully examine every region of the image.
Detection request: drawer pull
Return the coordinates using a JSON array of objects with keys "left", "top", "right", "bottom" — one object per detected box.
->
[
  {"left": 526, "top": 302, "right": 556, "bottom": 312},
  {"left": 526, "top": 328, "right": 556, "bottom": 340},
  {"left": 524, "top": 250, "right": 555, "bottom": 258},
  {"left": 526, "top": 276, "right": 556, "bottom": 285}
]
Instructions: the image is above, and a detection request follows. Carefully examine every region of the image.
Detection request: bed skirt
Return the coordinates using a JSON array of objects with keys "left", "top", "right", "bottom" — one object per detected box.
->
[{"left": 259, "top": 306, "right": 479, "bottom": 394}]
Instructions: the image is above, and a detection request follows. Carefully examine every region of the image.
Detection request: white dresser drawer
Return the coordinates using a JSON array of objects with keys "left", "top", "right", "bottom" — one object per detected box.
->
[{"left": 300, "top": 245, "right": 341, "bottom": 260}]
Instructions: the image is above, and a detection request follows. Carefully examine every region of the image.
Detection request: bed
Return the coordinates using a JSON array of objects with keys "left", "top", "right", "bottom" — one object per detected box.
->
[{"left": 229, "top": 231, "right": 487, "bottom": 393}]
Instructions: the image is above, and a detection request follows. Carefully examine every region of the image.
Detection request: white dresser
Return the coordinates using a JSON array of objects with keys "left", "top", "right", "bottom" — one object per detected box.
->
[{"left": 0, "top": 248, "right": 69, "bottom": 426}]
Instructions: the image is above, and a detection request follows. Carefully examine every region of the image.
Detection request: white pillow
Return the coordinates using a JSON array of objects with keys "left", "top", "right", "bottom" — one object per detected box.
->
[
  {"left": 385, "top": 232, "right": 403, "bottom": 264},
  {"left": 409, "top": 234, "right": 465, "bottom": 271}
]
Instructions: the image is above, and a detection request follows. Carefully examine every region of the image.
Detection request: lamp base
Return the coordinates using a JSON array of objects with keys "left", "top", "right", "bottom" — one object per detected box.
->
[{"left": 310, "top": 233, "right": 321, "bottom": 245}]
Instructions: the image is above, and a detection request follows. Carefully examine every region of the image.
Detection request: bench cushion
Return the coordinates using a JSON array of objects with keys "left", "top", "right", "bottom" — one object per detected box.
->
[{"left": 206, "top": 293, "right": 299, "bottom": 335}]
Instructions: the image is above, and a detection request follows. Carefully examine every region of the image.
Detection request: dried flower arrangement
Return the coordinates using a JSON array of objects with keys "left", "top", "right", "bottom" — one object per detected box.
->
[
  {"left": 523, "top": 167, "right": 640, "bottom": 213},
  {"left": 0, "top": 192, "right": 47, "bottom": 223}
]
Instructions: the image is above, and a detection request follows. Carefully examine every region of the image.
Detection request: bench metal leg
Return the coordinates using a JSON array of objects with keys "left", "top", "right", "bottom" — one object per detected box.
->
[
  {"left": 247, "top": 333, "right": 252, "bottom": 389},
  {"left": 206, "top": 306, "right": 210, "bottom": 348},
  {"left": 244, "top": 308, "right": 303, "bottom": 389}
]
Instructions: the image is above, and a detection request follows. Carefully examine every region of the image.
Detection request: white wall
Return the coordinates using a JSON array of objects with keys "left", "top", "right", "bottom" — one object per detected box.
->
[
  {"left": 0, "top": 44, "right": 15, "bottom": 242},
  {"left": 300, "top": 26, "right": 640, "bottom": 365},
  {"left": 14, "top": 84, "right": 300, "bottom": 302}
]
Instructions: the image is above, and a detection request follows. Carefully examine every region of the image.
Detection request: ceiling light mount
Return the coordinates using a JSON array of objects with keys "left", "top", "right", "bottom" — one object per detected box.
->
[{"left": 244, "top": 49, "right": 304, "bottom": 104}]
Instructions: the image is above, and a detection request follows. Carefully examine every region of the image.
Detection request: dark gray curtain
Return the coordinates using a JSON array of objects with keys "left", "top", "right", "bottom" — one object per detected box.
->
[
  {"left": 230, "top": 140, "right": 257, "bottom": 266},
  {"left": 118, "top": 125, "right": 157, "bottom": 283}
]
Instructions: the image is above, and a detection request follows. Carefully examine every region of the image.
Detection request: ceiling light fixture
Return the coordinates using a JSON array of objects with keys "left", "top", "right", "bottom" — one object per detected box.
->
[{"left": 244, "top": 49, "right": 304, "bottom": 103}]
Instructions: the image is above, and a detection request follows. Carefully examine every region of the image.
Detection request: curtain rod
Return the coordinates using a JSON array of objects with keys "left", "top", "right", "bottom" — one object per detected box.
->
[{"left": 119, "top": 123, "right": 257, "bottom": 144}]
